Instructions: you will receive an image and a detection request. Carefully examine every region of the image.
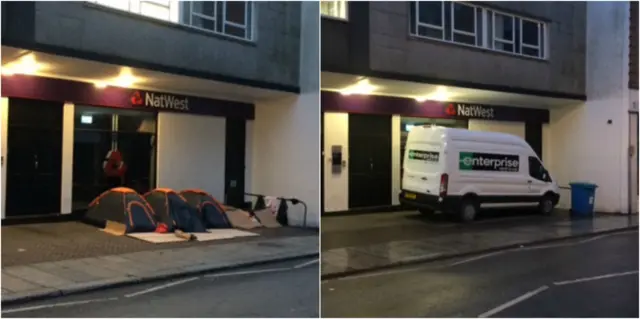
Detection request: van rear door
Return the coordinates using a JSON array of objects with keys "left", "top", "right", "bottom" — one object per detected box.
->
[{"left": 402, "top": 141, "right": 444, "bottom": 196}]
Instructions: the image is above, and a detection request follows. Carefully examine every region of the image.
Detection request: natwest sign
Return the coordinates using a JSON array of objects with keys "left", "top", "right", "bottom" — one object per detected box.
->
[
  {"left": 131, "top": 91, "right": 189, "bottom": 111},
  {"left": 446, "top": 103, "right": 495, "bottom": 119}
]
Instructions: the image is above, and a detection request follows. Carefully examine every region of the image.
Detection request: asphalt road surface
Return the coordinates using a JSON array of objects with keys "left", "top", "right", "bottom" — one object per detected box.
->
[
  {"left": 322, "top": 230, "right": 639, "bottom": 318},
  {"left": 3, "top": 258, "right": 319, "bottom": 318}
]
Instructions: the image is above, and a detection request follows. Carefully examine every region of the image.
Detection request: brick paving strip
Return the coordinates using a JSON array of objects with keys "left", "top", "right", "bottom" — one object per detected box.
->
[{"left": 1, "top": 235, "right": 318, "bottom": 305}]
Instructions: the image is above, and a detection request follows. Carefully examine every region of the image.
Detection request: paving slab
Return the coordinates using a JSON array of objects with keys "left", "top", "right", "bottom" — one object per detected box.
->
[
  {"left": 30, "top": 262, "right": 102, "bottom": 283},
  {"left": 3, "top": 266, "right": 74, "bottom": 289},
  {"left": 1, "top": 273, "right": 44, "bottom": 293}
]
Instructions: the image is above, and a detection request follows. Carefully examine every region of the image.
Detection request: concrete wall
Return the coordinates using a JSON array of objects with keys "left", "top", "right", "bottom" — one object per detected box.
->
[
  {"left": 545, "top": 2, "right": 632, "bottom": 213},
  {"left": 368, "top": 1, "right": 586, "bottom": 96},
  {"left": 630, "top": 1, "right": 639, "bottom": 89},
  {"left": 30, "top": 1, "right": 301, "bottom": 88},
  {"left": 0, "top": 98, "right": 7, "bottom": 219},
  {"left": 156, "top": 113, "right": 226, "bottom": 200},
  {"left": 251, "top": 2, "right": 319, "bottom": 227}
]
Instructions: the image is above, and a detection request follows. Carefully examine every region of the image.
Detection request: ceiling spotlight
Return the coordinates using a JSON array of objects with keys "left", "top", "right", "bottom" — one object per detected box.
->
[
  {"left": 340, "top": 79, "right": 377, "bottom": 96},
  {"left": 111, "top": 68, "right": 139, "bottom": 88},
  {"left": 94, "top": 82, "right": 108, "bottom": 89},
  {"left": 2, "top": 53, "right": 44, "bottom": 76}
]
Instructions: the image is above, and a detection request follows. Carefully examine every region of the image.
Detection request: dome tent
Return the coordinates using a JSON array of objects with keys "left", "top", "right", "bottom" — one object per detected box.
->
[
  {"left": 179, "top": 189, "right": 232, "bottom": 229},
  {"left": 143, "top": 188, "right": 207, "bottom": 233},
  {"left": 84, "top": 187, "right": 156, "bottom": 233}
]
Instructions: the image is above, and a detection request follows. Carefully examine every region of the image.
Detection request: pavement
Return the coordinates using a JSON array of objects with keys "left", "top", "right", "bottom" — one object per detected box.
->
[
  {"left": 1, "top": 221, "right": 316, "bottom": 267},
  {"left": 321, "top": 230, "right": 639, "bottom": 318},
  {"left": 2, "top": 258, "right": 319, "bottom": 318},
  {"left": 1, "top": 222, "right": 319, "bottom": 305},
  {"left": 321, "top": 209, "right": 638, "bottom": 278}
]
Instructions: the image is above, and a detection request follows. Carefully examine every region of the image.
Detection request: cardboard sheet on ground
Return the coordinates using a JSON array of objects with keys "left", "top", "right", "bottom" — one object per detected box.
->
[
  {"left": 225, "top": 209, "right": 263, "bottom": 229},
  {"left": 124, "top": 229, "right": 258, "bottom": 244},
  {"left": 253, "top": 208, "right": 282, "bottom": 228}
]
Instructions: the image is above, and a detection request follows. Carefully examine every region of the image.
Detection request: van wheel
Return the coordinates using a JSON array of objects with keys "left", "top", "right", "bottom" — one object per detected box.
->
[
  {"left": 458, "top": 198, "right": 478, "bottom": 223},
  {"left": 539, "top": 194, "right": 555, "bottom": 215}
]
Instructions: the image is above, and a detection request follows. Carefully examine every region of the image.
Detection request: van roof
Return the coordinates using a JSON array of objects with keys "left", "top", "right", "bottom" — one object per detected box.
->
[{"left": 408, "top": 125, "right": 533, "bottom": 151}]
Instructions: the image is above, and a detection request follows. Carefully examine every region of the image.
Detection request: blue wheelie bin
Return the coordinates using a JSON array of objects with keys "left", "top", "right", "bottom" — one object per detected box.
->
[{"left": 569, "top": 182, "right": 598, "bottom": 217}]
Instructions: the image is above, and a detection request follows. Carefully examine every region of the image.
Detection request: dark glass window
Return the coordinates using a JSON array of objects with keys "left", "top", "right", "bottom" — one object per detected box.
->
[
  {"left": 528, "top": 156, "right": 550, "bottom": 182},
  {"left": 72, "top": 106, "right": 157, "bottom": 211}
]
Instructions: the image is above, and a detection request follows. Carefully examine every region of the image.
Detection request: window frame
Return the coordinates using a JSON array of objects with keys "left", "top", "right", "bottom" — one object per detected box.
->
[
  {"left": 92, "top": 0, "right": 178, "bottom": 23},
  {"left": 321, "top": 0, "right": 349, "bottom": 21},
  {"left": 409, "top": 1, "right": 548, "bottom": 60},
  {"left": 90, "top": 1, "right": 255, "bottom": 42},
  {"left": 185, "top": 1, "right": 254, "bottom": 42}
]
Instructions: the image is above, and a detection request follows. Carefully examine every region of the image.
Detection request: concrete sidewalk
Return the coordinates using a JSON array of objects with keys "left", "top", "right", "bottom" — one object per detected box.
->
[
  {"left": 321, "top": 212, "right": 638, "bottom": 279},
  {"left": 1, "top": 235, "right": 318, "bottom": 304}
]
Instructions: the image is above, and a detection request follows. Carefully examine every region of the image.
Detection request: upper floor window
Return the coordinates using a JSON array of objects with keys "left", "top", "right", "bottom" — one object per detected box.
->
[
  {"left": 409, "top": 1, "right": 547, "bottom": 59},
  {"left": 94, "top": 0, "right": 179, "bottom": 22},
  {"left": 181, "top": 1, "right": 253, "bottom": 40},
  {"left": 91, "top": 1, "right": 254, "bottom": 41},
  {"left": 321, "top": 0, "right": 348, "bottom": 20}
]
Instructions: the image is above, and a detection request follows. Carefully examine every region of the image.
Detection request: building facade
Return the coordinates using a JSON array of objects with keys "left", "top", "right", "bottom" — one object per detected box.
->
[
  {"left": 1, "top": 1, "right": 320, "bottom": 227},
  {"left": 321, "top": 1, "right": 638, "bottom": 215}
]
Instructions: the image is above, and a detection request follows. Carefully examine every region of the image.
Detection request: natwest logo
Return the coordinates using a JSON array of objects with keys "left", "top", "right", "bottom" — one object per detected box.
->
[
  {"left": 131, "top": 91, "right": 189, "bottom": 111},
  {"left": 447, "top": 103, "right": 495, "bottom": 119}
]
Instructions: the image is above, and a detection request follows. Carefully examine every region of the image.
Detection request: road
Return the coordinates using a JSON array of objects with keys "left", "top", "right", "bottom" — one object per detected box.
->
[
  {"left": 322, "top": 230, "right": 639, "bottom": 318},
  {"left": 3, "top": 258, "right": 319, "bottom": 318}
]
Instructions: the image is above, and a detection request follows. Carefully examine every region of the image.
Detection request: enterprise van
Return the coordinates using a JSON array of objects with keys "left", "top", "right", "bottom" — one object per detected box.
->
[{"left": 399, "top": 126, "right": 559, "bottom": 222}]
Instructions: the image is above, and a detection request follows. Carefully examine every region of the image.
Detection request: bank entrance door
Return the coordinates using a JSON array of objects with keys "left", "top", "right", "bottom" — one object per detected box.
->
[
  {"left": 225, "top": 118, "right": 246, "bottom": 208},
  {"left": 5, "top": 98, "right": 63, "bottom": 217},
  {"left": 348, "top": 114, "right": 392, "bottom": 208}
]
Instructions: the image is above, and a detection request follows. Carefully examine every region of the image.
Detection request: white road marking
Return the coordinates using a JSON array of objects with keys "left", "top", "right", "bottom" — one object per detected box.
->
[
  {"left": 204, "top": 267, "right": 290, "bottom": 279},
  {"left": 553, "top": 270, "right": 639, "bottom": 286},
  {"left": 1, "top": 297, "right": 118, "bottom": 314},
  {"left": 293, "top": 259, "right": 319, "bottom": 269},
  {"left": 478, "top": 286, "right": 549, "bottom": 318},
  {"left": 124, "top": 276, "right": 199, "bottom": 298},
  {"left": 448, "top": 251, "right": 505, "bottom": 267}
]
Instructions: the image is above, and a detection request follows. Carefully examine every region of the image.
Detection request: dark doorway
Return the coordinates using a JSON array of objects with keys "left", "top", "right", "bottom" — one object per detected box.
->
[
  {"left": 225, "top": 118, "right": 246, "bottom": 208},
  {"left": 348, "top": 114, "right": 392, "bottom": 208},
  {"left": 5, "top": 98, "right": 63, "bottom": 217},
  {"left": 525, "top": 121, "right": 543, "bottom": 159}
]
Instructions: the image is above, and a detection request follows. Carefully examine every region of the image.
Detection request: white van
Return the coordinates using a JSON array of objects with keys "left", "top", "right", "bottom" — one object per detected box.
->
[{"left": 399, "top": 126, "right": 559, "bottom": 222}]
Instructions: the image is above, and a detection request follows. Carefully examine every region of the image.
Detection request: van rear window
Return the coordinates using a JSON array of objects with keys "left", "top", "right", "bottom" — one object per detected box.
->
[{"left": 408, "top": 150, "right": 439, "bottom": 163}]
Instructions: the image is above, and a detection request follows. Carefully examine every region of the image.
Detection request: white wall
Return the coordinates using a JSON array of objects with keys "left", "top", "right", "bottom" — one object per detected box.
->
[
  {"left": 468, "top": 120, "right": 525, "bottom": 139},
  {"left": 391, "top": 116, "right": 401, "bottom": 205},
  {"left": 61, "top": 102, "right": 74, "bottom": 214},
  {"left": 323, "top": 112, "right": 349, "bottom": 212},
  {"left": 546, "top": 1, "right": 631, "bottom": 213},
  {"left": 250, "top": 1, "right": 320, "bottom": 228},
  {"left": 630, "top": 90, "right": 639, "bottom": 214},
  {"left": 1, "top": 97, "right": 7, "bottom": 219},
  {"left": 156, "top": 113, "right": 226, "bottom": 200}
]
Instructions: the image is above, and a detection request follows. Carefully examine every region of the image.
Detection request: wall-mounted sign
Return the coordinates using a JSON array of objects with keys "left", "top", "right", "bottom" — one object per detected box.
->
[
  {"left": 321, "top": 91, "right": 550, "bottom": 123},
  {"left": 0, "top": 74, "right": 255, "bottom": 119},
  {"left": 446, "top": 103, "right": 495, "bottom": 119},
  {"left": 131, "top": 91, "right": 189, "bottom": 111}
]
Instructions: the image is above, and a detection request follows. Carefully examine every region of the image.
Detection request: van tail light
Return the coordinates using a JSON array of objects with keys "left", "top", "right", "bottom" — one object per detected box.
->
[{"left": 439, "top": 173, "right": 449, "bottom": 197}]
